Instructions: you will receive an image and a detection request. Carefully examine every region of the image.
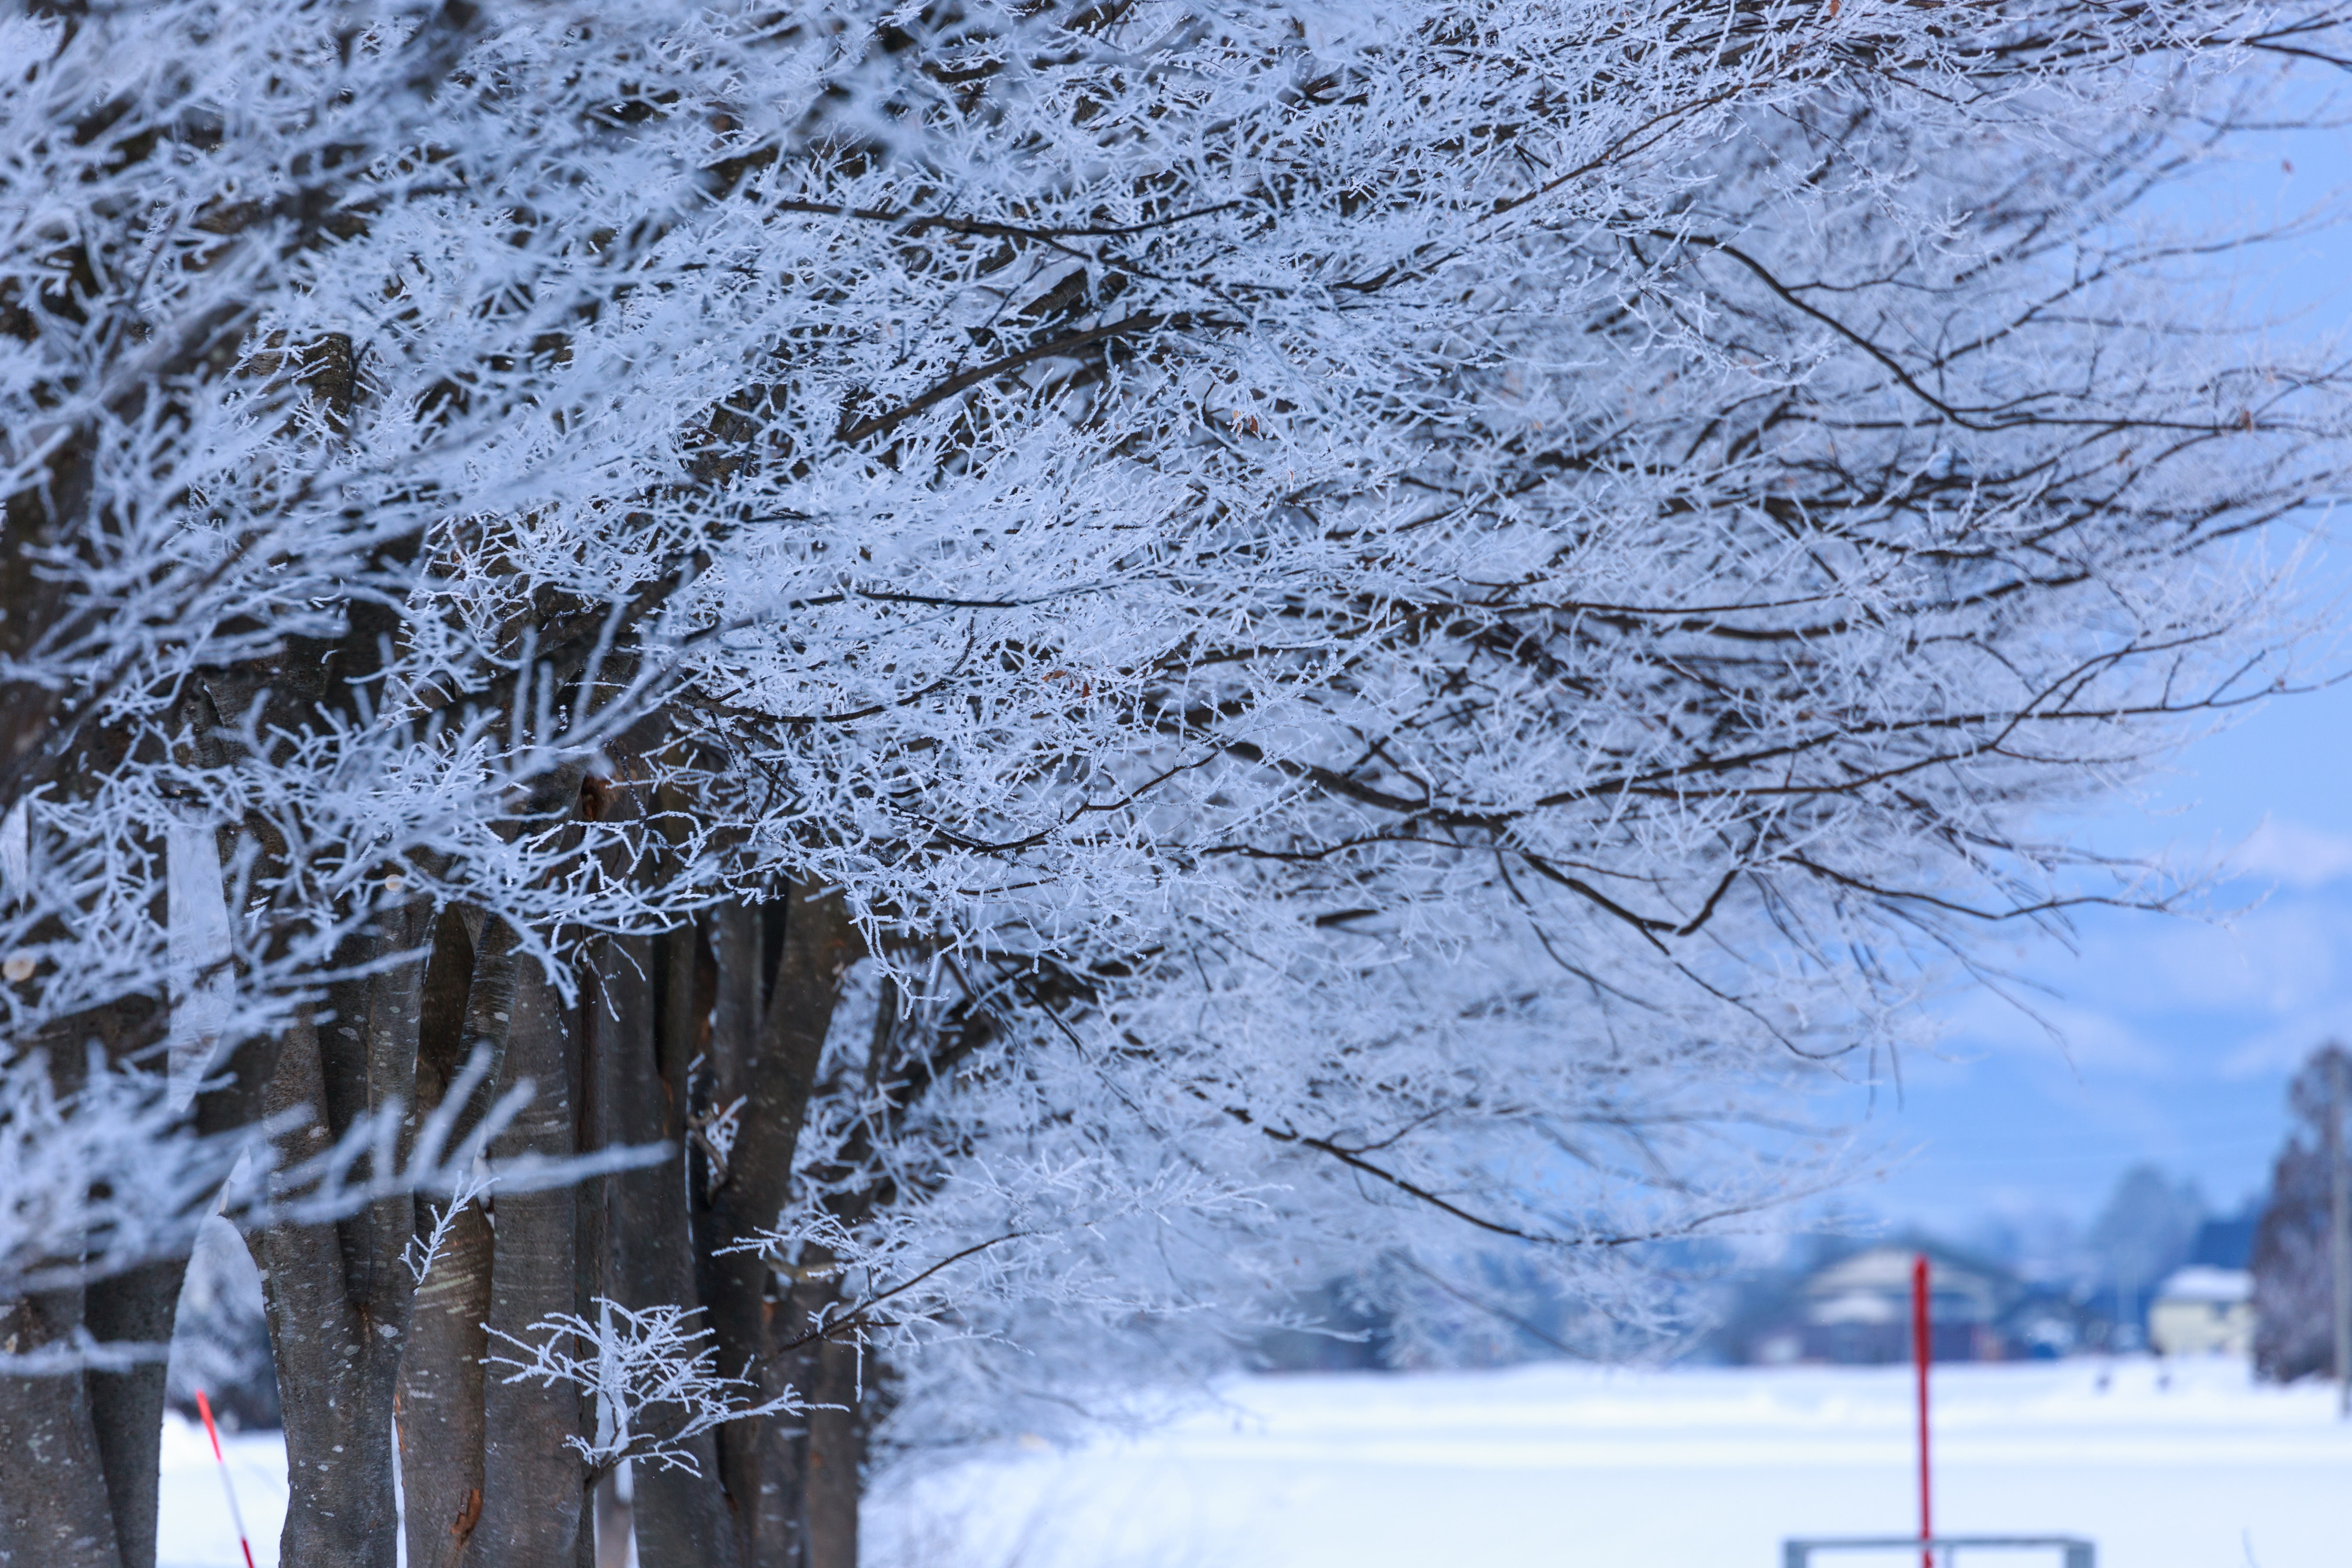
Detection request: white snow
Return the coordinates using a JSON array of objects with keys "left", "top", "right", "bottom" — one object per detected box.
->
[
  {"left": 870, "top": 1358, "right": 2352, "bottom": 1568},
  {"left": 160, "top": 1357, "right": 2352, "bottom": 1568},
  {"left": 2158, "top": 1268, "right": 2254, "bottom": 1305},
  {"left": 158, "top": 1412, "right": 285, "bottom": 1568}
]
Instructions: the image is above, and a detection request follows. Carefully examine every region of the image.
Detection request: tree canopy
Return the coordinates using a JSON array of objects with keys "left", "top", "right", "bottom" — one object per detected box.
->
[{"left": 3, "top": 3, "right": 2347, "bottom": 1566}]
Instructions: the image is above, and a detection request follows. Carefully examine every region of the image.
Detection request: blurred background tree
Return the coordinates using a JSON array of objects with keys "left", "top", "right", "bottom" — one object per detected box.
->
[{"left": 2253, "top": 1042, "right": 2352, "bottom": 1382}]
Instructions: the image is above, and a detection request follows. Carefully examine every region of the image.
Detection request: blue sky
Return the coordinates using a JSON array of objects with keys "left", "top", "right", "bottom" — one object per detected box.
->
[
  {"left": 1827, "top": 81, "right": 2352, "bottom": 1240},
  {"left": 1847, "top": 676, "right": 2352, "bottom": 1235}
]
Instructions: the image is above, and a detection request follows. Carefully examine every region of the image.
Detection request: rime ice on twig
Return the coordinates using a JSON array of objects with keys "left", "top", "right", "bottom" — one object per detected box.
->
[
  {"left": 0, "top": 1043, "right": 650, "bottom": 1319},
  {"left": 403, "top": 1162, "right": 497, "bottom": 1288},
  {"left": 486, "top": 1298, "right": 804, "bottom": 1479}
]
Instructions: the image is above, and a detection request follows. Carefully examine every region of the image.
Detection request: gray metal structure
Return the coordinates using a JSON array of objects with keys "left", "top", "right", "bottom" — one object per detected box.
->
[{"left": 1783, "top": 1537, "right": 2094, "bottom": 1568}]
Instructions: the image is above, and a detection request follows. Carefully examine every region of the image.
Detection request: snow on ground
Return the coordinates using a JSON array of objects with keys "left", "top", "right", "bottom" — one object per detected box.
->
[
  {"left": 160, "top": 1357, "right": 2352, "bottom": 1568},
  {"left": 869, "top": 1358, "right": 2352, "bottom": 1568},
  {"left": 159, "top": 1412, "right": 286, "bottom": 1568}
]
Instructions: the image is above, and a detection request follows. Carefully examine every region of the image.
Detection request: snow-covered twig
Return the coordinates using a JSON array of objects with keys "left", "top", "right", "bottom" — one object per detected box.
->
[
  {"left": 486, "top": 1298, "right": 806, "bottom": 1479},
  {"left": 403, "top": 1162, "right": 497, "bottom": 1287}
]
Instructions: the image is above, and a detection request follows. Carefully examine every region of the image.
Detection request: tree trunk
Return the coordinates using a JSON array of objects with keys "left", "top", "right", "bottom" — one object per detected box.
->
[
  {"left": 2, "top": 1015, "right": 183, "bottom": 1568},
  {"left": 471, "top": 958, "right": 587, "bottom": 1567},
  {"left": 626, "top": 920, "right": 737, "bottom": 1568},
  {"left": 83, "top": 1258, "right": 189, "bottom": 1568},
  {"left": 696, "top": 890, "right": 860, "bottom": 1568},
  {"left": 257, "top": 897, "right": 433, "bottom": 1568},
  {"left": 700, "top": 903, "right": 787, "bottom": 1565},
  {"left": 1, "top": 803, "right": 274, "bottom": 1568},
  {"left": 397, "top": 909, "right": 510, "bottom": 1568},
  {"left": 253, "top": 1017, "right": 406, "bottom": 1568},
  {"left": 803, "top": 1330, "right": 865, "bottom": 1568},
  {"left": 2330, "top": 1054, "right": 2349, "bottom": 1416},
  {"left": 400, "top": 1195, "right": 493, "bottom": 1568},
  {"left": 0, "top": 1287, "right": 121, "bottom": 1568}
]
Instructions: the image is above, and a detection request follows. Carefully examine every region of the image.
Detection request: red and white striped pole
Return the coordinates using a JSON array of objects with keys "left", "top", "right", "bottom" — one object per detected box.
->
[
  {"left": 194, "top": 1389, "right": 258, "bottom": 1568},
  {"left": 1913, "top": 1253, "right": 1933, "bottom": 1568}
]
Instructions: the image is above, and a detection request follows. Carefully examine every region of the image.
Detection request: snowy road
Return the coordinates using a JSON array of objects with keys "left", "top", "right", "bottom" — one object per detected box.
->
[{"left": 162, "top": 1357, "right": 2352, "bottom": 1568}]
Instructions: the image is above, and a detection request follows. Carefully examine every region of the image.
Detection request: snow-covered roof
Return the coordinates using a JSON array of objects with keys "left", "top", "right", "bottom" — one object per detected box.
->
[
  {"left": 1803, "top": 1246, "right": 2004, "bottom": 1300},
  {"left": 2155, "top": 1266, "right": 2252, "bottom": 1305},
  {"left": 1811, "top": 1291, "right": 1904, "bottom": 1326}
]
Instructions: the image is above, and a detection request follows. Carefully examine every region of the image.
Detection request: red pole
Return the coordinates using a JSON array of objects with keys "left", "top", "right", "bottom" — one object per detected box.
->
[
  {"left": 194, "top": 1389, "right": 259, "bottom": 1568},
  {"left": 1913, "top": 1254, "right": 1933, "bottom": 1568}
]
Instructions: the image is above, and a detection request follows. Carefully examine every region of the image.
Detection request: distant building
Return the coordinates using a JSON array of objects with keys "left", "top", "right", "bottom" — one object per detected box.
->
[
  {"left": 2149, "top": 1265, "right": 2254, "bottom": 1357},
  {"left": 1721, "top": 1240, "right": 2143, "bottom": 1365},
  {"left": 1766, "top": 1244, "right": 2018, "bottom": 1364}
]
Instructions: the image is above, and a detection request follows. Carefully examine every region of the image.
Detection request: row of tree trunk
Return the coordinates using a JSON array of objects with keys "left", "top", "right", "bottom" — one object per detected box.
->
[{"left": 3, "top": 769, "right": 875, "bottom": 1568}]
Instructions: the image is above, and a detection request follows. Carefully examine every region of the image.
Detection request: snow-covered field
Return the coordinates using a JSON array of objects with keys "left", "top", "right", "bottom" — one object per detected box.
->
[{"left": 162, "top": 1357, "right": 2352, "bottom": 1568}]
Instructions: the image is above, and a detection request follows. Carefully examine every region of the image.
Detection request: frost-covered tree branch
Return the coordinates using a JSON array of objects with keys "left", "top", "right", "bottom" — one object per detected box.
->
[
  {"left": 5, "top": 1, "right": 2349, "bottom": 1564},
  {"left": 485, "top": 1299, "right": 805, "bottom": 1482},
  {"left": 0, "top": 1043, "right": 648, "bottom": 1307}
]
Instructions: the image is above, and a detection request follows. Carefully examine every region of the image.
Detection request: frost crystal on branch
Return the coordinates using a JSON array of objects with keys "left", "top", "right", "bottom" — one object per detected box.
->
[
  {"left": 402, "top": 1161, "right": 495, "bottom": 1288},
  {"left": 486, "top": 1298, "right": 804, "bottom": 1479}
]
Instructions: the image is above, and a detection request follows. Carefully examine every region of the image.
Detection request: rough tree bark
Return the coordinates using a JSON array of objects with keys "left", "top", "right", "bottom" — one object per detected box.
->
[
  {"left": 82, "top": 1259, "right": 188, "bottom": 1568},
  {"left": 385, "top": 783, "right": 877, "bottom": 1568},
  {"left": 625, "top": 914, "right": 738, "bottom": 1567},
  {"left": 581, "top": 771, "right": 730, "bottom": 1567},
  {"left": 0, "top": 1285, "right": 120, "bottom": 1568},
  {"left": 470, "top": 955, "right": 587, "bottom": 1568},
  {"left": 255, "top": 895, "right": 434, "bottom": 1568},
  {"left": 772, "top": 1267, "right": 867, "bottom": 1568},
  {"left": 693, "top": 889, "right": 861, "bottom": 1568},
  {"left": 804, "top": 1333, "right": 866, "bottom": 1568},
  {"left": 398, "top": 907, "right": 497, "bottom": 1568}
]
